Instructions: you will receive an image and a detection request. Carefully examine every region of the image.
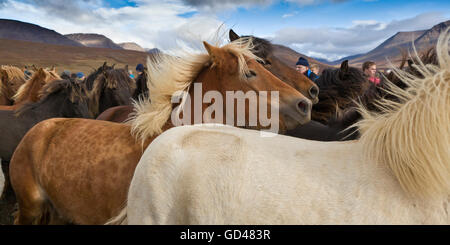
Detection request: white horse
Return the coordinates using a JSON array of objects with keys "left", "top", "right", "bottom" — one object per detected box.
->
[{"left": 109, "top": 30, "right": 450, "bottom": 225}]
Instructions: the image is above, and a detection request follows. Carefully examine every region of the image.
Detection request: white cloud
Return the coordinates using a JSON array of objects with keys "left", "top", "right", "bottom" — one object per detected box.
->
[
  {"left": 0, "top": 0, "right": 226, "bottom": 52},
  {"left": 272, "top": 12, "right": 448, "bottom": 61}
]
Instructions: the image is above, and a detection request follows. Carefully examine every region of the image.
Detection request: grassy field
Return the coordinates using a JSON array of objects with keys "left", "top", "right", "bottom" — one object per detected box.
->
[{"left": 0, "top": 38, "right": 150, "bottom": 75}]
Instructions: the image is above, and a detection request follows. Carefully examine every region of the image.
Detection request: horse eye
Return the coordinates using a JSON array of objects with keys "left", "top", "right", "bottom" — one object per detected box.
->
[{"left": 246, "top": 70, "right": 257, "bottom": 78}]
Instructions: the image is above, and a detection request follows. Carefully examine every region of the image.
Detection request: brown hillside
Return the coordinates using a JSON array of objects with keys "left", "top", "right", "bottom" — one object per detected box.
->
[
  {"left": 272, "top": 44, "right": 332, "bottom": 71},
  {"left": 0, "top": 38, "right": 149, "bottom": 75}
]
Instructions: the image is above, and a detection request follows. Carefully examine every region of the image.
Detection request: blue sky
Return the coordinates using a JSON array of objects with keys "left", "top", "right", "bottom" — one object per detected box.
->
[{"left": 0, "top": 0, "right": 449, "bottom": 60}]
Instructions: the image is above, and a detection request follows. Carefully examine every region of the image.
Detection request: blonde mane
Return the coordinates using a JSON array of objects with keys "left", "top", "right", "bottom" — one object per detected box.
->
[
  {"left": 0, "top": 65, "right": 26, "bottom": 96},
  {"left": 130, "top": 38, "right": 260, "bottom": 142},
  {"left": 356, "top": 29, "right": 450, "bottom": 199},
  {"left": 13, "top": 68, "right": 60, "bottom": 103}
]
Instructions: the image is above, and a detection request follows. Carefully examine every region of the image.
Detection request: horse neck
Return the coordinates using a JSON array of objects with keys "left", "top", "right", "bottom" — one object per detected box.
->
[{"left": 26, "top": 94, "right": 70, "bottom": 120}]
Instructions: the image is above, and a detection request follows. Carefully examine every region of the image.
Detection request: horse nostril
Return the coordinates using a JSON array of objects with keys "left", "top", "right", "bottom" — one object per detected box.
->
[
  {"left": 297, "top": 99, "right": 311, "bottom": 115},
  {"left": 309, "top": 85, "right": 319, "bottom": 98}
]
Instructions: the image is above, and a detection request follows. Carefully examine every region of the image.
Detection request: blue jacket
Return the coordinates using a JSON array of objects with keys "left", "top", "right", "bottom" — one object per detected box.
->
[{"left": 305, "top": 69, "right": 319, "bottom": 82}]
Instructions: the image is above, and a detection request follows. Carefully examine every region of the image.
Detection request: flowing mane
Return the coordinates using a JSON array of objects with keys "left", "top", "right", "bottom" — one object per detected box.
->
[
  {"left": 0, "top": 65, "right": 26, "bottom": 96},
  {"left": 12, "top": 68, "right": 60, "bottom": 104},
  {"left": 356, "top": 28, "right": 450, "bottom": 199},
  {"left": 89, "top": 68, "right": 135, "bottom": 116},
  {"left": 130, "top": 38, "right": 260, "bottom": 142}
]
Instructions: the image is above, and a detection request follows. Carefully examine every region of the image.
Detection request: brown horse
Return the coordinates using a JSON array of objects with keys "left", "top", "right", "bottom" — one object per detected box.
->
[
  {"left": 96, "top": 31, "right": 319, "bottom": 124},
  {"left": 0, "top": 66, "right": 27, "bottom": 106},
  {"left": 96, "top": 105, "right": 134, "bottom": 123},
  {"left": 10, "top": 40, "right": 311, "bottom": 225},
  {"left": 0, "top": 68, "right": 60, "bottom": 111},
  {"left": 229, "top": 29, "right": 319, "bottom": 104},
  {"left": 0, "top": 78, "right": 91, "bottom": 215},
  {"left": 87, "top": 65, "right": 136, "bottom": 118}
]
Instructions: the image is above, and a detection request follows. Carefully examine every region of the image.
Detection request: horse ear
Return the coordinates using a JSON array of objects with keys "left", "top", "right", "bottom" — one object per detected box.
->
[
  {"left": 340, "top": 60, "right": 349, "bottom": 74},
  {"left": 125, "top": 65, "right": 128, "bottom": 71},
  {"left": 229, "top": 29, "right": 240, "bottom": 42},
  {"left": 102, "top": 62, "right": 107, "bottom": 70},
  {"left": 407, "top": 59, "right": 414, "bottom": 68},
  {"left": 203, "top": 41, "right": 225, "bottom": 66},
  {"left": 112, "top": 64, "right": 116, "bottom": 69}
]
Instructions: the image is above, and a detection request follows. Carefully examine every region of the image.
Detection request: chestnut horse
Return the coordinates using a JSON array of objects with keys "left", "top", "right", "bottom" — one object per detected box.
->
[
  {"left": 0, "top": 68, "right": 60, "bottom": 111},
  {"left": 0, "top": 66, "right": 27, "bottom": 106},
  {"left": 0, "top": 79, "right": 91, "bottom": 210},
  {"left": 10, "top": 39, "right": 311, "bottom": 225},
  {"left": 96, "top": 30, "right": 318, "bottom": 124}
]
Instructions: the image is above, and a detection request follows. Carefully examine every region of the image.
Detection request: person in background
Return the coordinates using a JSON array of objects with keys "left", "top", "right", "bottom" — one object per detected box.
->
[
  {"left": 76, "top": 72, "right": 85, "bottom": 82},
  {"left": 310, "top": 64, "right": 320, "bottom": 77},
  {"left": 295, "top": 57, "right": 318, "bottom": 82},
  {"left": 136, "top": 64, "right": 144, "bottom": 76},
  {"left": 362, "top": 61, "right": 380, "bottom": 85},
  {"left": 129, "top": 70, "right": 135, "bottom": 79},
  {"left": 24, "top": 69, "right": 33, "bottom": 79}
]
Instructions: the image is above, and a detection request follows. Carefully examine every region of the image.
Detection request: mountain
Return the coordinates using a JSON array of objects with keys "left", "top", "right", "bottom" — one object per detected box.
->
[
  {"left": 65, "top": 33, "right": 123, "bottom": 50},
  {"left": 119, "top": 42, "right": 146, "bottom": 52},
  {"left": 271, "top": 44, "right": 331, "bottom": 71},
  {"left": 330, "top": 20, "right": 450, "bottom": 68},
  {"left": 0, "top": 38, "right": 149, "bottom": 75},
  {"left": 0, "top": 19, "right": 84, "bottom": 47}
]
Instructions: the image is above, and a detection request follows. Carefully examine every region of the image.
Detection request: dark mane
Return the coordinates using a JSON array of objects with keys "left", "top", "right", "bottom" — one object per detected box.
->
[
  {"left": 85, "top": 62, "right": 115, "bottom": 91},
  {"left": 16, "top": 79, "right": 87, "bottom": 115},
  {"left": 242, "top": 35, "right": 274, "bottom": 60},
  {"left": 89, "top": 68, "right": 135, "bottom": 116},
  {"left": 312, "top": 63, "right": 368, "bottom": 124}
]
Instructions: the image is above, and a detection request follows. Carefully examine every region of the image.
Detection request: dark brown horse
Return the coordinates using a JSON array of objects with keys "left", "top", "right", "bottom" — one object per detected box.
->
[
  {"left": 0, "top": 66, "right": 27, "bottom": 106},
  {"left": 0, "top": 68, "right": 60, "bottom": 111},
  {"left": 311, "top": 60, "right": 370, "bottom": 124},
  {"left": 10, "top": 40, "right": 312, "bottom": 225},
  {"left": 87, "top": 64, "right": 136, "bottom": 118},
  {"left": 0, "top": 79, "right": 91, "bottom": 207}
]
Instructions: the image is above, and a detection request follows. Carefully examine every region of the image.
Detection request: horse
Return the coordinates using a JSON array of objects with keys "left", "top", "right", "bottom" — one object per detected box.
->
[
  {"left": 109, "top": 29, "right": 450, "bottom": 225},
  {"left": 312, "top": 60, "right": 370, "bottom": 124},
  {"left": 9, "top": 39, "right": 312, "bottom": 225},
  {"left": 96, "top": 105, "right": 134, "bottom": 123},
  {"left": 229, "top": 30, "right": 319, "bottom": 104},
  {"left": 0, "top": 66, "right": 27, "bottom": 106},
  {"left": 96, "top": 30, "right": 318, "bottom": 124},
  {"left": 0, "top": 79, "right": 91, "bottom": 205},
  {"left": 87, "top": 66, "right": 135, "bottom": 118},
  {"left": 0, "top": 68, "right": 61, "bottom": 111},
  {"left": 84, "top": 62, "right": 115, "bottom": 91},
  {"left": 95, "top": 67, "right": 146, "bottom": 123}
]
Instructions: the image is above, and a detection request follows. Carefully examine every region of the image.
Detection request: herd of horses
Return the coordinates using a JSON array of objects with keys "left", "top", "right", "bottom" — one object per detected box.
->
[{"left": 0, "top": 28, "right": 448, "bottom": 225}]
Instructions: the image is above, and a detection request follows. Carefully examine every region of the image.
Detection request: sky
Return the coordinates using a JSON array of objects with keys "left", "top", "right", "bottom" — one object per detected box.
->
[{"left": 0, "top": 0, "right": 449, "bottom": 61}]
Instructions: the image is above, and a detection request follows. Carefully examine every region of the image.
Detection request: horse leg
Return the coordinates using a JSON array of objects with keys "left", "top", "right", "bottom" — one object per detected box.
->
[
  {"left": 12, "top": 178, "right": 48, "bottom": 225},
  {"left": 0, "top": 160, "right": 16, "bottom": 204},
  {"left": 9, "top": 157, "right": 48, "bottom": 225}
]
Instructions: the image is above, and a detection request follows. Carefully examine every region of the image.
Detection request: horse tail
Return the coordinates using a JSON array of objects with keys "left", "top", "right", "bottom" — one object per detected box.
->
[{"left": 105, "top": 207, "right": 127, "bottom": 225}]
